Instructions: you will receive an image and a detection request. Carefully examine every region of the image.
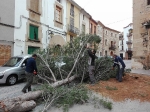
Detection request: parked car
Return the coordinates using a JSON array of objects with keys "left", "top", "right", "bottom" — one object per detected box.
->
[{"left": 0, "top": 55, "right": 32, "bottom": 85}]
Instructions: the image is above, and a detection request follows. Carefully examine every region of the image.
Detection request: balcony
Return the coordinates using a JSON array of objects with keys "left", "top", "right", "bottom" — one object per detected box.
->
[
  {"left": 109, "top": 45, "right": 116, "bottom": 51},
  {"left": 127, "top": 48, "right": 132, "bottom": 51},
  {"left": 126, "top": 40, "right": 132, "bottom": 44},
  {"left": 67, "top": 24, "right": 79, "bottom": 35},
  {"left": 127, "top": 33, "right": 132, "bottom": 37},
  {"left": 119, "top": 35, "right": 124, "bottom": 40}
]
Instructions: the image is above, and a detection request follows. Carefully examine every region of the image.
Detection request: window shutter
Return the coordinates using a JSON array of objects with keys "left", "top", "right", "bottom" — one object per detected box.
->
[{"left": 30, "top": 25, "right": 34, "bottom": 40}]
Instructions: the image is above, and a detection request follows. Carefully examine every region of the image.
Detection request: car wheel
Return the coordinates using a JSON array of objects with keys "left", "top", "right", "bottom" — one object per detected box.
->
[{"left": 6, "top": 75, "right": 17, "bottom": 85}]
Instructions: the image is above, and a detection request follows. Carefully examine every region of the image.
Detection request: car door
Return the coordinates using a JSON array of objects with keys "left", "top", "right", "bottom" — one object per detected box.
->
[{"left": 17, "top": 58, "right": 28, "bottom": 80}]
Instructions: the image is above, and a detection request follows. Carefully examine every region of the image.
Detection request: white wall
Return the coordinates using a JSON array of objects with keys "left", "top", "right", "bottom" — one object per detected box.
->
[
  {"left": 14, "top": 0, "right": 29, "bottom": 56},
  {"left": 41, "top": 0, "right": 67, "bottom": 48},
  {"left": 123, "top": 24, "right": 133, "bottom": 51},
  {"left": 13, "top": 0, "right": 67, "bottom": 56}
]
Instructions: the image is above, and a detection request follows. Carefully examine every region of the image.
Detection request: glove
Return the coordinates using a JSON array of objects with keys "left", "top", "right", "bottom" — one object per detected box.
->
[{"left": 33, "top": 71, "right": 37, "bottom": 75}]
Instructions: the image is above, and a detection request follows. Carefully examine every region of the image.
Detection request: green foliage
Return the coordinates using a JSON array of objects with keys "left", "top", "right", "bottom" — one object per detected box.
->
[
  {"left": 94, "top": 57, "right": 117, "bottom": 81},
  {"left": 39, "top": 85, "right": 89, "bottom": 112},
  {"left": 91, "top": 96, "right": 113, "bottom": 110},
  {"left": 105, "top": 86, "right": 118, "bottom": 90},
  {"left": 99, "top": 99, "right": 112, "bottom": 110}
]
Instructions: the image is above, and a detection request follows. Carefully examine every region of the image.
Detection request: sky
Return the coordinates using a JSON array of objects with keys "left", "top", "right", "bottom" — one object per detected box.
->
[{"left": 74, "top": 0, "right": 133, "bottom": 32}]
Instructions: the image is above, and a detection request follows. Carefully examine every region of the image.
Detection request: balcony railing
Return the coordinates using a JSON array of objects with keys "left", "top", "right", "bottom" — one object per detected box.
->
[
  {"left": 126, "top": 40, "right": 132, "bottom": 44},
  {"left": 109, "top": 45, "right": 116, "bottom": 51},
  {"left": 67, "top": 24, "right": 79, "bottom": 35},
  {"left": 127, "top": 48, "right": 132, "bottom": 51},
  {"left": 127, "top": 33, "right": 132, "bottom": 37}
]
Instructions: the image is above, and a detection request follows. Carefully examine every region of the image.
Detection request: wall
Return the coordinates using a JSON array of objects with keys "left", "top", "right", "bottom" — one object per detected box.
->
[
  {"left": 41, "top": 0, "right": 67, "bottom": 46},
  {"left": 0, "top": 0, "right": 15, "bottom": 55},
  {"left": 79, "top": 12, "right": 90, "bottom": 34},
  {"left": 123, "top": 24, "right": 133, "bottom": 52},
  {"left": 66, "top": 0, "right": 80, "bottom": 42},
  {"left": 132, "top": 0, "right": 150, "bottom": 69},
  {"left": 14, "top": 0, "right": 67, "bottom": 56}
]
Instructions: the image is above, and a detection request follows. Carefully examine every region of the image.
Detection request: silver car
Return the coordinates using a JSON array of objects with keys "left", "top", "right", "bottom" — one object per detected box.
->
[{"left": 0, "top": 55, "right": 31, "bottom": 85}]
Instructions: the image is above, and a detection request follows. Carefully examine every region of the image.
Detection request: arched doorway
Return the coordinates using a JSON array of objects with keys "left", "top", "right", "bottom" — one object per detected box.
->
[
  {"left": 49, "top": 35, "right": 66, "bottom": 46},
  {"left": 110, "top": 51, "right": 113, "bottom": 56}
]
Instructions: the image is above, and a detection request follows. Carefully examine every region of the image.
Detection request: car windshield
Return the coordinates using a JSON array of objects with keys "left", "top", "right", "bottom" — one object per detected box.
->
[{"left": 3, "top": 57, "right": 23, "bottom": 67}]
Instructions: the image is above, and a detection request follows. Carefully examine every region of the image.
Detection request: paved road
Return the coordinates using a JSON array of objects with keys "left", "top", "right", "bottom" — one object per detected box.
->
[{"left": 0, "top": 82, "right": 25, "bottom": 100}]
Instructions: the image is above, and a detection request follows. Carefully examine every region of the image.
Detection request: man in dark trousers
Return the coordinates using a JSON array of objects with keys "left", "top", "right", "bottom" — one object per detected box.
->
[
  {"left": 87, "top": 47, "right": 96, "bottom": 84},
  {"left": 22, "top": 54, "right": 38, "bottom": 93},
  {"left": 112, "top": 54, "right": 126, "bottom": 82}
]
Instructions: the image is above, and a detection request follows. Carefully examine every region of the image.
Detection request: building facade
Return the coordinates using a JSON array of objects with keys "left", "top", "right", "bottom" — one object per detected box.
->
[
  {"left": 66, "top": 0, "right": 80, "bottom": 44},
  {"left": 119, "top": 23, "right": 133, "bottom": 60},
  {"left": 96, "top": 21, "right": 120, "bottom": 57},
  {"left": 103, "top": 27, "right": 120, "bottom": 57},
  {"left": 0, "top": 0, "right": 15, "bottom": 65},
  {"left": 132, "top": 0, "right": 150, "bottom": 69},
  {"left": 80, "top": 9, "right": 91, "bottom": 34},
  {"left": 119, "top": 32, "right": 125, "bottom": 59},
  {"left": 14, "top": 0, "right": 67, "bottom": 55}
]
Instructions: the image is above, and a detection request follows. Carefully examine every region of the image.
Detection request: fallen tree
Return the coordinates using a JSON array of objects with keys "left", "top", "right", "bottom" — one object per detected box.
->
[{"left": 0, "top": 34, "right": 116, "bottom": 112}]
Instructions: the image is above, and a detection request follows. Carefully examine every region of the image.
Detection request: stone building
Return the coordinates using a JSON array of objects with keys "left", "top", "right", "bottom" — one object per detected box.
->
[
  {"left": 132, "top": 0, "right": 150, "bottom": 69},
  {"left": 97, "top": 21, "right": 120, "bottom": 57}
]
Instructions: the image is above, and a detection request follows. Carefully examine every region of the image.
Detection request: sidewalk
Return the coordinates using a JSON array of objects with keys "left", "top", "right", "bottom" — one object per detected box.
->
[
  {"left": 131, "top": 69, "right": 150, "bottom": 75},
  {"left": 124, "top": 60, "right": 150, "bottom": 75}
]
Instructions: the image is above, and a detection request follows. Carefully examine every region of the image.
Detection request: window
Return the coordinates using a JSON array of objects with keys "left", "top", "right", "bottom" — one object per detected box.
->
[
  {"left": 56, "top": 6, "right": 62, "bottom": 23},
  {"left": 82, "top": 24, "right": 85, "bottom": 34},
  {"left": 28, "top": 46, "right": 39, "bottom": 54},
  {"left": 105, "top": 39, "right": 107, "bottom": 46},
  {"left": 122, "top": 46, "right": 124, "bottom": 50},
  {"left": 57, "top": 0, "right": 61, "bottom": 3},
  {"left": 94, "top": 26, "right": 96, "bottom": 34},
  {"left": 83, "top": 15, "right": 84, "bottom": 20},
  {"left": 147, "top": 0, "right": 150, "bottom": 5},
  {"left": 70, "top": 4, "right": 74, "bottom": 17},
  {"left": 29, "top": 25, "right": 38, "bottom": 40},
  {"left": 111, "top": 41, "right": 113, "bottom": 46},
  {"left": 105, "top": 51, "right": 107, "bottom": 56},
  {"left": 90, "top": 23, "right": 93, "bottom": 34},
  {"left": 100, "top": 52, "right": 102, "bottom": 56},
  {"left": 70, "top": 17, "right": 74, "bottom": 30},
  {"left": 122, "top": 40, "right": 123, "bottom": 45},
  {"left": 30, "top": 0, "right": 39, "bottom": 12},
  {"left": 111, "top": 33, "right": 113, "bottom": 37},
  {"left": 106, "top": 31, "right": 107, "bottom": 34}
]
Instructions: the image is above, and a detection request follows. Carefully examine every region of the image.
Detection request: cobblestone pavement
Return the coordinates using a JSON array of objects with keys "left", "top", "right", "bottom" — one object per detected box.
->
[{"left": 0, "top": 82, "right": 25, "bottom": 100}]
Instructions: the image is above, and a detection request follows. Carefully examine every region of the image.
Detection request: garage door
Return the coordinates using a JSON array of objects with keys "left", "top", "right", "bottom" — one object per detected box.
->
[{"left": 0, "top": 45, "right": 11, "bottom": 65}]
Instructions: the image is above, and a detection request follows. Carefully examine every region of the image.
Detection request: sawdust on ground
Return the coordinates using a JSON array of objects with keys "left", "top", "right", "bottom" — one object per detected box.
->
[{"left": 87, "top": 73, "right": 150, "bottom": 102}]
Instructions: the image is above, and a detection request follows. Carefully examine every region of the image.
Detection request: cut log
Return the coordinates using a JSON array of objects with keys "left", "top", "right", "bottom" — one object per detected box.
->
[
  {"left": 0, "top": 91, "right": 42, "bottom": 112},
  {"left": 0, "top": 75, "right": 77, "bottom": 112}
]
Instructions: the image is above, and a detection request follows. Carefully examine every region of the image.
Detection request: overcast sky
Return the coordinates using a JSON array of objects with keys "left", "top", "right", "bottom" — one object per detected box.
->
[{"left": 74, "top": 0, "right": 133, "bottom": 32}]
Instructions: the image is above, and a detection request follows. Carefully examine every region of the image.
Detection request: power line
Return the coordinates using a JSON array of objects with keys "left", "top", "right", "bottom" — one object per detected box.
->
[{"left": 106, "top": 17, "right": 132, "bottom": 25}]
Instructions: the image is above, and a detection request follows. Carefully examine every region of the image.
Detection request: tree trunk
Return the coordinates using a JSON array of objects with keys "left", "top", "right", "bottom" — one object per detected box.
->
[
  {"left": 0, "top": 91, "right": 42, "bottom": 112},
  {"left": 0, "top": 75, "right": 77, "bottom": 112}
]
